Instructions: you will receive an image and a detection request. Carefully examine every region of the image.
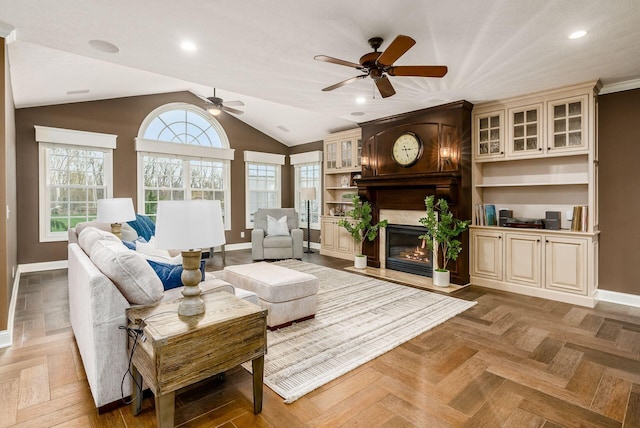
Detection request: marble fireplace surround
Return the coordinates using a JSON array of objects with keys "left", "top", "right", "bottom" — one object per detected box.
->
[{"left": 379, "top": 209, "right": 425, "bottom": 270}]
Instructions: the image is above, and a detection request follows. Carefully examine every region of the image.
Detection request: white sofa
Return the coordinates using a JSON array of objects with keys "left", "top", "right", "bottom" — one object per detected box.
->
[{"left": 67, "top": 224, "right": 244, "bottom": 409}]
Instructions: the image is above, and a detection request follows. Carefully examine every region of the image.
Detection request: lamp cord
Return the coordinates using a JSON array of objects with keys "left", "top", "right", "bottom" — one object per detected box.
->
[{"left": 119, "top": 310, "right": 177, "bottom": 404}]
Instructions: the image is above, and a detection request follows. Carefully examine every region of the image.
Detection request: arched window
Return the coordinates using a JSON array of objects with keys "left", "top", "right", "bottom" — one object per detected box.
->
[
  {"left": 140, "top": 103, "right": 229, "bottom": 147},
  {"left": 136, "top": 103, "right": 234, "bottom": 228}
]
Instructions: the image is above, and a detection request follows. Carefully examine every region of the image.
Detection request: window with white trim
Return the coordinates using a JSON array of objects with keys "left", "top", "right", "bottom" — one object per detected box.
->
[
  {"left": 244, "top": 151, "right": 285, "bottom": 228},
  {"left": 36, "top": 126, "right": 115, "bottom": 242},
  {"left": 291, "top": 151, "right": 322, "bottom": 229},
  {"left": 136, "top": 103, "right": 234, "bottom": 228}
]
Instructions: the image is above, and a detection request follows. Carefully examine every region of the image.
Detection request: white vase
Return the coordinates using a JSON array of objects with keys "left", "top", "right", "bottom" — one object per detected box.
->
[
  {"left": 432, "top": 270, "right": 450, "bottom": 287},
  {"left": 354, "top": 255, "right": 367, "bottom": 269}
]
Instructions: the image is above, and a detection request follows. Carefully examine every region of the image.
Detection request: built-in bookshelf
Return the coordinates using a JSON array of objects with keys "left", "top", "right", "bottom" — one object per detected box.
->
[
  {"left": 321, "top": 128, "right": 362, "bottom": 260},
  {"left": 470, "top": 81, "right": 601, "bottom": 307}
]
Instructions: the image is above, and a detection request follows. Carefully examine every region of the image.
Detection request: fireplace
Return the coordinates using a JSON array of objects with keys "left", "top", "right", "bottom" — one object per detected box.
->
[{"left": 385, "top": 224, "right": 433, "bottom": 277}]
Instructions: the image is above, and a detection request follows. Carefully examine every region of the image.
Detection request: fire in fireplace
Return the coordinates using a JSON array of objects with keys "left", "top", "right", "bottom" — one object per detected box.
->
[{"left": 385, "top": 224, "right": 433, "bottom": 277}]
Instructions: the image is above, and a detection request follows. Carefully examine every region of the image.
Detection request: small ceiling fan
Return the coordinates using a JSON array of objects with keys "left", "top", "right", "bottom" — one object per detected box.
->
[
  {"left": 314, "top": 35, "right": 448, "bottom": 98},
  {"left": 198, "top": 88, "right": 245, "bottom": 115}
]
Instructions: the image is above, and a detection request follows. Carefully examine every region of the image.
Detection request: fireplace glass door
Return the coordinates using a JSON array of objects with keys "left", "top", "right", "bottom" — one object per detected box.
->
[{"left": 386, "top": 224, "right": 433, "bottom": 277}]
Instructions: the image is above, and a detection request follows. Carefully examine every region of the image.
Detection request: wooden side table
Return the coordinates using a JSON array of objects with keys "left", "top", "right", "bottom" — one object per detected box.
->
[{"left": 126, "top": 291, "right": 267, "bottom": 427}]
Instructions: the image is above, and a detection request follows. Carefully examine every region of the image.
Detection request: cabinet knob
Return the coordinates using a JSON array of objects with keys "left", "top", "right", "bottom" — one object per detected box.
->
[
  {"left": 537, "top": 239, "right": 541, "bottom": 242},
  {"left": 498, "top": 236, "right": 502, "bottom": 239},
  {"left": 545, "top": 240, "right": 549, "bottom": 243},
  {"left": 500, "top": 151, "right": 504, "bottom": 155},
  {"left": 538, "top": 148, "right": 542, "bottom": 151}
]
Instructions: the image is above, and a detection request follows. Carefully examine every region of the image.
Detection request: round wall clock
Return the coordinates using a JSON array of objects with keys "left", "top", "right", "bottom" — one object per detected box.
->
[{"left": 392, "top": 132, "right": 423, "bottom": 167}]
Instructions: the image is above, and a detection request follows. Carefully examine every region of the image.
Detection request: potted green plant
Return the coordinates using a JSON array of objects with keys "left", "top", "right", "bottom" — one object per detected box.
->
[
  {"left": 418, "top": 195, "right": 471, "bottom": 286},
  {"left": 338, "top": 195, "right": 388, "bottom": 269}
]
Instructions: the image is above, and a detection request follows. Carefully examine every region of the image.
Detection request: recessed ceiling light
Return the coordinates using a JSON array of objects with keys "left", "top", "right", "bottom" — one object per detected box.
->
[
  {"left": 181, "top": 41, "right": 197, "bottom": 51},
  {"left": 350, "top": 112, "right": 365, "bottom": 117},
  {"left": 355, "top": 96, "right": 366, "bottom": 105},
  {"left": 88, "top": 40, "right": 119, "bottom": 53},
  {"left": 569, "top": 30, "right": 587, "bottom": 39}
]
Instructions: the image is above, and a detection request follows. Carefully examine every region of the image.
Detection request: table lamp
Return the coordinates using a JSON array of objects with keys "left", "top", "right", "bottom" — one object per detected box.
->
[
  {"left": 154, "top": 200, "right": 225, "bottom": 316},
  {"left": 300, "top": 187, "right": 316, "bottom": 254},
  {"left": 96, "top": 198, "right": 136, "bottom": 239}
]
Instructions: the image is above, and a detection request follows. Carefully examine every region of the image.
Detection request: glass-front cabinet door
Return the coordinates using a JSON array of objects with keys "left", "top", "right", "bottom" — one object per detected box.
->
[
  {"left": 355, "top": 138, "right": 362, "bottom": 168},
  {"left": 325, "top": 141, "right": 337, "bottom": 171},
  {"left": 547, "top": 94, "right": 588, "bottom": 154},
  {"left": 475, "top": 111, "right": 505, "bottom": 160},
  {"left": 340, "top": 139, "right": 353, "bottom": 169},
  {"left": 507, "top": 103, "right": 543, "bottom": 158}
]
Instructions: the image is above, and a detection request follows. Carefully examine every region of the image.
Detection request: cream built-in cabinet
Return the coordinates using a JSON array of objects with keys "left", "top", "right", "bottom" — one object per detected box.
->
[
  {"left": 470, "top": 81, "right": 600, "bottom": 307},
  {"left": 507, "top": 103, "right": 543, "bottom": 158},
  {"left": 321, "top": 217, "right": 354, "bottom": 258},
  {"left": 545, "top": 235, "right": 588, "bottom": 294},
  {"left": 505, "top": 232, "right": 542, "bottom": 287},
  {"left": 470, "top": 229, "right": 503, "bottom": 281},
  {"left": 475, "top": 110, "right": 505, "bottom": 160},
  {"left": 321, "top": 128, "right": 362, "bottom": 260}
]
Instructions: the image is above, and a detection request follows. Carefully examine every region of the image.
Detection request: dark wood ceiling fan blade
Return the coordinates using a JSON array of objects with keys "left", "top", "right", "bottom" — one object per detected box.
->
[
  {"left": 322, "top": 75, "right": 367, "bottom": 92},
  {"left": 314, "top": 55, "right": 363, "bottom": 69},
  {"left": 376, "top": 35, "right": 416, "bottom": 66},
  {"left": 387, "top": 65, "right": 448, "bottom": 77},
  {"left": 224, "top": 100, "right": 245, "bottom": 107},
  {"left": 375, "top": 76, "right": 396, "bottom": 98},
  {"left": 222, "top": 105, "right": 244, "bottom": 115}
]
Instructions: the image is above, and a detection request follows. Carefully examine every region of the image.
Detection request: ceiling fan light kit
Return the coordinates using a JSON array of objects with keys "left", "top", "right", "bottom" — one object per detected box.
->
[
  {"left": 314, "top": 35, "right": 448, "bottom": 98},
  {"left": 197, "top": 88, "right": 245, "bottom": 115}
]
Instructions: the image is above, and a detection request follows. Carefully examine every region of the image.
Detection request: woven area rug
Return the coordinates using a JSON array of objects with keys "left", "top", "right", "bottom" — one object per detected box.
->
[{"left": 242, "top": 260, "right": 476, "bottom": 403}]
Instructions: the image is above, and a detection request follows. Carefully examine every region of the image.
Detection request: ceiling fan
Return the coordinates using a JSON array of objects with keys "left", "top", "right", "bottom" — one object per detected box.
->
[
  {"left": 199, "top": 88, "right": 245, "bottom": 116},
  {"left": 314, "top": 35, "right": 448, "bottom": 98}
]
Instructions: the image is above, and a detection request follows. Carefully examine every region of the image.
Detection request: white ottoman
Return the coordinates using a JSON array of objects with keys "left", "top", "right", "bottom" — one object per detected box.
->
[
  {"left": 222, "top": 262, "right": 319, "bottom": 329},
  {"left": 234, "top": 287, "right": 259, "bottom": 305}
]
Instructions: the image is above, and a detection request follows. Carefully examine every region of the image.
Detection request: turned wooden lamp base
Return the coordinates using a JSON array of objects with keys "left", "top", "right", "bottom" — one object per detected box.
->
[{"left": 178, "top": 249, "right": 205, "bottom": 316}]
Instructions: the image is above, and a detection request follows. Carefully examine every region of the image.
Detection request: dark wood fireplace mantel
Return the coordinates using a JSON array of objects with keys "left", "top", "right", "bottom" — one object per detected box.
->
[
  {"left": 356, "top": 172, "right": 460, "bottom": 204},
  {"left": 356, "top": 101, "right": 473, "bottom": 285}
]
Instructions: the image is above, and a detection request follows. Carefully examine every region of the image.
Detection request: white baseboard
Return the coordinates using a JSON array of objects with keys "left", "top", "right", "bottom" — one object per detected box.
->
[
  {"left": 223, "top": 242, "right": 252, "bottom": 251},
  {"left": 0, "top": 264, "right": 23, "bottom": 349},
  {"left": 304, "top": 242, "right": 321, "bottom": 251},
  {"left": 596, "top": 289, "right": 640, "bottom": 308},
  {"left": 224, "top": 241, "right": 321, "bottom": 252},
  {"left": 19, "top": 260, "right": 68, "bottom": 273},
  {"left": 0, "top": 330, "right": 10, "bottom": 349}
]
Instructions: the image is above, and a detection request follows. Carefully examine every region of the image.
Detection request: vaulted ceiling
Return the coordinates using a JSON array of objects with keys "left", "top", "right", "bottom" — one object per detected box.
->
[{"left": 2, "top": 0, "right": 639, "bottom": 146}]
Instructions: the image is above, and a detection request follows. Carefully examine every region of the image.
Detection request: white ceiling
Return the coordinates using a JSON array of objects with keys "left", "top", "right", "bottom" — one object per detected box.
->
[{"left": 1, "top": 0, "right": 640, "bottom": 146}]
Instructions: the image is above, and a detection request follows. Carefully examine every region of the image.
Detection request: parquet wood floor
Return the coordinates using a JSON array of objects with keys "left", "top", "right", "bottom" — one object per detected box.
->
[{"left": 1, "top": 250, "right": 639, "bottom": 427}]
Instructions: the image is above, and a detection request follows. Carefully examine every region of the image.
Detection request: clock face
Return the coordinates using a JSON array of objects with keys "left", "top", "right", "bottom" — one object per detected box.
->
[{"left": 392, "top": 132, "right": 422, "bottom": 167}]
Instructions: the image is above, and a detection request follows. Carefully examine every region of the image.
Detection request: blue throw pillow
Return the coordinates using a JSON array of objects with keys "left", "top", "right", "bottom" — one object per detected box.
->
[
  {"left": 122, "top": 236, "right": 148, "bottom": 250},
  {"left": 127, "top": 214, "right": 156, "bottom": 241},
  {"left": 147, "top": 259, "right": 206, "bottom": 291}
]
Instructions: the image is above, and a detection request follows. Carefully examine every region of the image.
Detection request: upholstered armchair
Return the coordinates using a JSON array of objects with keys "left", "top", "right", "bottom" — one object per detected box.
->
[{"left": 251, "top": 208, "right": 303, "bottom": 260}]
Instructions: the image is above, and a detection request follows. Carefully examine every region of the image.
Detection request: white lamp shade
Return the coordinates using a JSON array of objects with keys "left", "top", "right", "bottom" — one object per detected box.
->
[
  {"left": 154, "top": 200, "right": 226, "bottom": 250},
  {"left": 96, "top": 198, "right": 136, "bottom": 223},
  {"left": 300, "top": 187, "right": 316, "bottom": 201}
]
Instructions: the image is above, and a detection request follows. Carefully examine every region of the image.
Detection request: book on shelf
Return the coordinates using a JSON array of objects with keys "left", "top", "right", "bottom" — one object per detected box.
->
[
  {"left": 570, "top": 205, "right": 588, "bottom": 232},
  {"left": 475, "top": 204, "right": 497, "bottom": 226}
]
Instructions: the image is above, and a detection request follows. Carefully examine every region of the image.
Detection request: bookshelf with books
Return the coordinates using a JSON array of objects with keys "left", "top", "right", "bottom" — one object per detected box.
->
[
  {"left": 470, "top": 82, "right": 600, "bottom": 307},
  {"left": 321, "top": 128, "right": 362, "bottom": 260}
]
